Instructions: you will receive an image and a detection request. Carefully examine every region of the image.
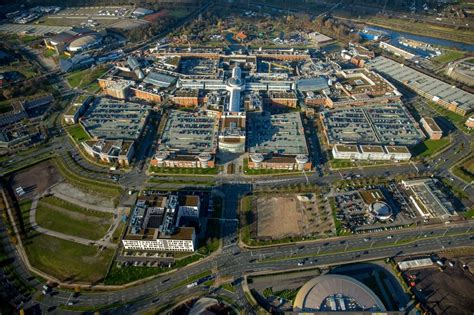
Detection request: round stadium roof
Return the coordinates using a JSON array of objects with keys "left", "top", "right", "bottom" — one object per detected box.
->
[
  {"left": 293, "top": 274, "right": 386, "bottom": 312},
  {"left": 371, "top": 201, "right": 392, "bottom": 221},
  {"left": 68, "top": 34, "right": 102, "bottom": 52}
]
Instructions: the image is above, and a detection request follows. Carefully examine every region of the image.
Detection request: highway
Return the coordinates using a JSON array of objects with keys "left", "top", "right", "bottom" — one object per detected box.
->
[{"left": 27, "top": 221, "right": 473, "bottom": 314}]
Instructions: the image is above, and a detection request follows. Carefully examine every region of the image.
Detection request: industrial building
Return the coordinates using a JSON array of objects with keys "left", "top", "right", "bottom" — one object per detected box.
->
[
  {"left": 293, "top": 274, "right": 386, "bottom": 312},
  {"left": 122, "top": 194, "right": 197, "bottom": 252},
  {"left": 320, "top": 103, "right": 424, "bottom": 147},
  {"left": 420, "top": 117, "right": 443, "bottom": 140},
  {"left": 81, "top": 98, "right": 150, "bottom": 141},
  {"left": 151, "top": 110, "right": 219, "bottom": 168},
  {"left": 247, "top": 112, "right": 311, "bottom": 170},
  {"left": 369, "top": 56, "right": 474, "bottom": 116},
  {"left": 401, "top": 178, "right": 457, "bottom": 220}
]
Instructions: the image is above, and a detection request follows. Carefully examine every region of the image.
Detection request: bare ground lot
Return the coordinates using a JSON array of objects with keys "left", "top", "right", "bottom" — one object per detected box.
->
[
  {"left": 408, "top": 254, "right": 474, "bottom": 315},
  {"left": 9, "top": 160, "right": 62, "bottom": 198},
  {"left": 256, "top": 194, "right": 332, "bottom": 239},
  {"left": 51, "top": 181, "right": 114, "bottom": 209}
]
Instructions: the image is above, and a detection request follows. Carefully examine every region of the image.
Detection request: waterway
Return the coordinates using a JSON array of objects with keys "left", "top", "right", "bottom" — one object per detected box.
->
[{"left": 366, "top": 26, "right": 474, "bottom": 52}]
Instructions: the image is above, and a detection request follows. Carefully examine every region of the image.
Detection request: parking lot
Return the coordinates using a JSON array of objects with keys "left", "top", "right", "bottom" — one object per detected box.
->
[
  {"left": 332, "top": 183, "right": 417, "bottom": 233},
  {"left": 321, "top": 104, "right": 424, "bottom": 146},
  {"left": 0, "top": 23, "right": 70, "bottom": 36}
]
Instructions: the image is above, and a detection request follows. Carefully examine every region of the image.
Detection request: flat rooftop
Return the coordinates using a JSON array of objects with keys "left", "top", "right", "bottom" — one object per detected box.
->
[
  {"left": 369, "top": 56, "right": 474, "bottom": 113},
  {"left": 247, "top": 111, "right": 308, "bottom": 155},
  {"left": 81, "top": 98, "right": 149, "bottom": 141},
  {"left": 422, "top": 117, "right": 441, "bottom": 132},
  {"left": 158, "top": 110, "right": 219, "bottom": 154},
  {"left": 321, "top": 103, "right": 424, "bottom": 146}
]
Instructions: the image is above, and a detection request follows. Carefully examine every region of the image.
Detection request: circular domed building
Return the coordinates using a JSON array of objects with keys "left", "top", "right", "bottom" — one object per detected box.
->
[
  {"left": 293, "top": 275, "right": 386, "bottom": 312},
  {"left": 371, "top": 201, "right": 392, "bottom": 222},
  {"left": 68, "top": 33, "right": 102, "bottom": 52}
]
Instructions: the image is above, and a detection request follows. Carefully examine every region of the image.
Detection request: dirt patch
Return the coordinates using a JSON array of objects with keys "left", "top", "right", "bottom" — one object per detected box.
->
[
  {"left": 51, "top": 182, "right": 114, "bottom": 209},
  {"left": 255, "top": 194, "right": 328, "bottom": 239},
  {"left": 257, "top": 196, "right": 301, "bottom": 238},
  {"left": 9, "top": 160, "right": 62, "bottom": 199}
]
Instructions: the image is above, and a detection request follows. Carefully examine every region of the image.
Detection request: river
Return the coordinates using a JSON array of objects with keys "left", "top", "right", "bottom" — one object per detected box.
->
[{"left": 366, "top": 26, "right": 474, "bottom": 52}]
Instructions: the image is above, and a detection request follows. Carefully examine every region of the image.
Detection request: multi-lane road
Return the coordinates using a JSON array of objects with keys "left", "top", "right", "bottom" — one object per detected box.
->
[{"left": 19, "top": 219, "right": 473, "bottom": 314}]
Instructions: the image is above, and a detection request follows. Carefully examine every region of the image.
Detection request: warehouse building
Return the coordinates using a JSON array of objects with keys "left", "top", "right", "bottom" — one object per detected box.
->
[{"left": 369, "top": 56, "right": 474, "bottom": 116}]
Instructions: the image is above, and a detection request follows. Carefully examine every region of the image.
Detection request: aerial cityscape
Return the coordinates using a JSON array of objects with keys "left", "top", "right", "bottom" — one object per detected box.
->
[{"left": 0, "top": 0, "right": 473, "bottom": 314}]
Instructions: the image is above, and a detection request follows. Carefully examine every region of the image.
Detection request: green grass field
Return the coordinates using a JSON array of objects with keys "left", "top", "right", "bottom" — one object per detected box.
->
[
  {"left": 67, "top": 124, "right": 90, "bottom": 143},
  {"left": 36, "top": 197, "right": 112, "bottom": 240},
  {"left": 452, "top": 155, "right": 474, "bottom": 183},
  {"left": 23, "top": 234, "right": 114, "bottom": 283},
  {"left": 413, "top": 138, "right": 450, "bottom": 158},
  {"left": 52, "top": 158, "right": 122, "bottom": 198},
  {"left": 66, "top": 66, "right": 108, "bottom": 89},
  {"left": 432, "top": 50, "right": 466, "bottom": 64}
]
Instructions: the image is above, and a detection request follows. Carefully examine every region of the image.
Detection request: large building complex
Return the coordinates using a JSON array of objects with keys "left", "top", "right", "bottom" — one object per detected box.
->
[
  {"left": 321, "top": 103, "right": 424, "bottom": 147},
  {"left": 79, "top": 97, "right": 150, "bottom": 165},
  {"left": 81, "top": 98, "right": 150, "bottom": 141},
  {"left": 369, "top": 56, "right": 474, "bottom": 116},
  {"left": 122, "top": 194, "right": 199, "bottom": 252},
  {"left": 151, "top": 110, "right": 219, "bottom": 168},
  {"left": 247, "top": 112, "right": 310, "bottom": 170}
]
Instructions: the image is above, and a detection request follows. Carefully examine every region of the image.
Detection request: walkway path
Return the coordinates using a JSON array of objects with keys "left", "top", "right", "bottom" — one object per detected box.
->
[{"left": 29, "top": 197, "right": 117, "bottom": 249}]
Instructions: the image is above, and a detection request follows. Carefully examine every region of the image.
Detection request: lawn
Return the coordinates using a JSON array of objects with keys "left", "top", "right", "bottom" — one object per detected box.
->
[
  {"left": 0, "top": 100, "right": 13, "bottom": 114},
  {"left": 52, "top": 158, "right": 122, "bottom": 198},
  {"left": 240, "top": 196, "right": 253, "bottom": 245},
  {"left": 67, "top": 124, "right": 90, "bottom": 143},
  {"left": 104, "top": 254, "right": 202, "bottom": 285},
  {"left": 366, "top": 17, "right": 474, "bottom": 44},
  {"left": 452, "top": 155, "right": 474, "bottom": 183},
  {"left": 36, "top": 198, "right": 112, "bottom": 241},
  {"left": 412, "top": 138, "right": 450, "bottom": 158},
  {"left": 23, "top": 234, "right": 114, "bottom": 283},
  {"left": 221, "top": 282, "right": 236, "bottom": 293},
  {"left": 426, "top": 101, "right": 473, "bottom": 134},
  {"left": 66, "top": 66, "right": 108, "bottom": 89},
  {"left": 329, "top": 159, "right": 398, "bottom": 170},
  {"left": 432, "top": 50, "right": 466, "bottom": 64}
]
